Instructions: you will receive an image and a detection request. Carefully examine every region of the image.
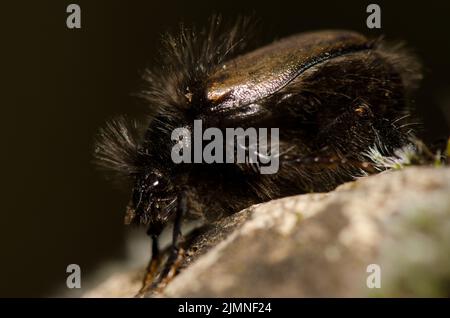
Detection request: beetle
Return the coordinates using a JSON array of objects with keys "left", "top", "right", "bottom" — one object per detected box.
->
[{"left": 94, "top": 17, "right": 421, "bottom": 295}]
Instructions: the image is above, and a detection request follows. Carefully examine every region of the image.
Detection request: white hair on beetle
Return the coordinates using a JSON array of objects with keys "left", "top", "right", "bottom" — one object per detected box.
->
[{"left": 364, "top": 142, "right": 418, "bottom": 171}]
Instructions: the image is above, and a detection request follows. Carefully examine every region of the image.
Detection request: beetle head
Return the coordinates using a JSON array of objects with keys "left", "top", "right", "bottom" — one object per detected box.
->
[{"left": 125, "top": 169, "right": 177, "bottom": 230}]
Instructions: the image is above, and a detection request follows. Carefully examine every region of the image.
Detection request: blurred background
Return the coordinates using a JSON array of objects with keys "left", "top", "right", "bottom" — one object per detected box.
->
[{"left": 2, "top": 0, "right": 449, "bottom": 297}]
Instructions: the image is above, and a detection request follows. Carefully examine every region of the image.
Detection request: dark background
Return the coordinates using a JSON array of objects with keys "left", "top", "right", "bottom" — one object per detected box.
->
[{"left": 2, "top": 0, "right": 450, "bottom": 297}]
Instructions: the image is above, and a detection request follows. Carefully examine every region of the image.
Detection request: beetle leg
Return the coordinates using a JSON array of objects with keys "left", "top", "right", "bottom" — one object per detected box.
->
[
  {"left": 135, "top": 233, "right": 162, "bottom": 297},
  {"left": 281, "top": 151, "right": 375, "bottom": 173},
  {"left": 152, "top": 189, "right": 188, "bottom": 293},
  {"left": 153, "top": 247, "right": 186, "bottom": 294}
]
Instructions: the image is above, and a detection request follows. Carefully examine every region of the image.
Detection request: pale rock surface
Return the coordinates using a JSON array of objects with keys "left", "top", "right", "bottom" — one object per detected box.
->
[{"left": 84, "top": 167, "right": 450, "bottom": 297}]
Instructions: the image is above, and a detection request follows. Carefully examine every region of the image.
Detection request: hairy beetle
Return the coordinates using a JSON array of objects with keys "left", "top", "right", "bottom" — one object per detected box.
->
[{"left": 94, "top": 17, "right": 421, "bottom": 294}]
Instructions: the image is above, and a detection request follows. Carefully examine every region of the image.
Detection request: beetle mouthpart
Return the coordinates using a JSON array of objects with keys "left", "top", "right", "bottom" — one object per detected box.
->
[{"left": 124, "top": 202, "right": 137, "bottom": 225}]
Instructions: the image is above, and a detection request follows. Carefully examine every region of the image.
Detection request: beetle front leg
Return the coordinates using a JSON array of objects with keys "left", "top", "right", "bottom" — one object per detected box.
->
[
  {"left": 136, "top": 233, "right": 162, "bottom": 297},
  {"left": 153, "top": 190, "right": 188, "bottom": 292}
]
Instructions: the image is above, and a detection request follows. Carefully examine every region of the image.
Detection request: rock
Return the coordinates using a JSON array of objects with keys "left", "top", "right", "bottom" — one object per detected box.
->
[{"left": 84, "top": 167, "right": 450, "bottom": 297}]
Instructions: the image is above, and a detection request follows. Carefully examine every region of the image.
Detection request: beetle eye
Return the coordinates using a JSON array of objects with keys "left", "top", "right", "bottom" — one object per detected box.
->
[{"left": 150, "top": 176, "right": 169, "bottom": 192}]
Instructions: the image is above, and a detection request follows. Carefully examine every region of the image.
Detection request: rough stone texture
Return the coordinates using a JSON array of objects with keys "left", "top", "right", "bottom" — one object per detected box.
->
[{"left": 84, "top": 167, "right": 450, "bottom": 297}]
